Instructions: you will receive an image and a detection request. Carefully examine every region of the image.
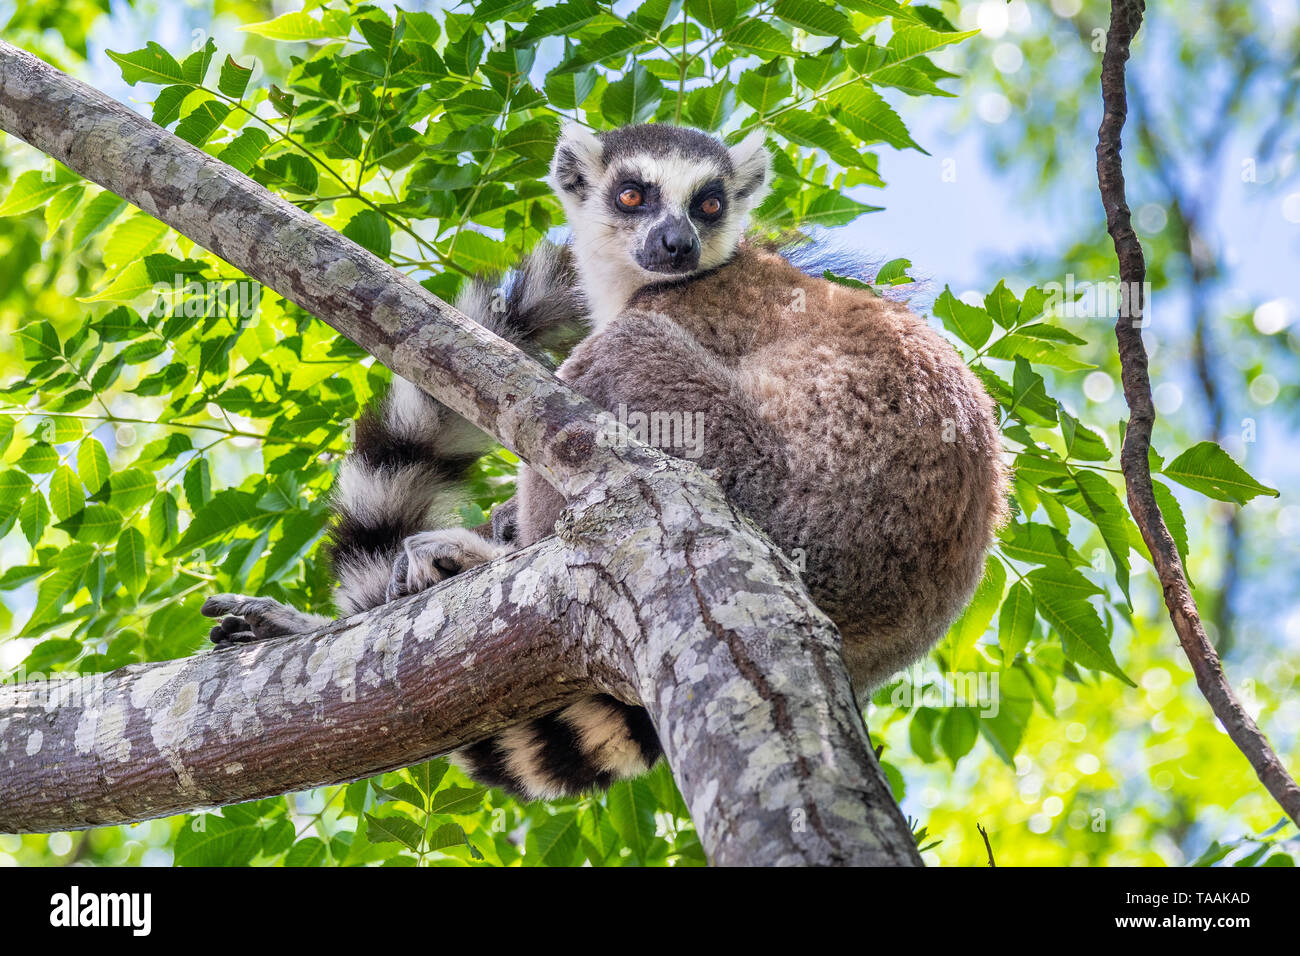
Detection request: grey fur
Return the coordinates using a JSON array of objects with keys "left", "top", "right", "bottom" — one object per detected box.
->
[{"left": 206, "top": 123, "right": 1008, "bottom": 805}]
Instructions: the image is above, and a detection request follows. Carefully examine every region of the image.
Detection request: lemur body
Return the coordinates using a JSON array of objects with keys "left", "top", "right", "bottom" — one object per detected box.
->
[{"left": 205, "top": 123, "right": 1008, "bottom": 802}]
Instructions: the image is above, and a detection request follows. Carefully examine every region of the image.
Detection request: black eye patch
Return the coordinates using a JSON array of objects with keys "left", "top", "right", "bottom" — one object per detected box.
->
[
  {"left": 690, "top": 179, "right": 727, "bottom": 223},
  {"left": 607, "top": 171, "right": 660, "bottom": 214}
]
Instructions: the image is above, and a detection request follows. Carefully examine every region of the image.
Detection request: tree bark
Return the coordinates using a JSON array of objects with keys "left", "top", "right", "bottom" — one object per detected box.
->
[
  {"left": 1096, "top": 0, "right": 1300, "bottom": 827},
  {"left": 0, "top": 40, "right": 922, "bottom": 866}
]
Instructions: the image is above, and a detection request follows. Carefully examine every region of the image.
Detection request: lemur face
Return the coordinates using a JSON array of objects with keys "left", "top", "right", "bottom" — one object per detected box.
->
[{"left": 549, "top": 123, "right": 771, "bottom": 318}]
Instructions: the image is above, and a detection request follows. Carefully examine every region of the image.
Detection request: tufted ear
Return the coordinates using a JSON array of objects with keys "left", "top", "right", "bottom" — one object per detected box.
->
[
  {"left": 549, "top": 122, "right": 604, "bottom": 201},
  {"left": 728, "top": 129, "right": 772, "bottom": 205}
]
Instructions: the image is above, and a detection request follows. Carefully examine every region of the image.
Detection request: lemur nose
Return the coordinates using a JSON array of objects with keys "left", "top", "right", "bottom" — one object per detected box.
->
[{"left": 661, "top": 230, "right": 698, "bottom": 256}]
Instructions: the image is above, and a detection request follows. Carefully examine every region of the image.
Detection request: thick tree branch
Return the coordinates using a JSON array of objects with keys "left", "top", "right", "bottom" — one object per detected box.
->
[
  {"left": 0, "top": 539, "right": 587, "bottom": 832},
  {"left": 0, "top": 41, "right": 922, "bottom": 865},
  {"left": 1096, "top": 0, "right": 1300, "bottom": 827}
]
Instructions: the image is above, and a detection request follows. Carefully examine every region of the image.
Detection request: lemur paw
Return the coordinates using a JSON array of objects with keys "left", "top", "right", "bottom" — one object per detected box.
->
[
  {"left": 386, "top": 529, "right": 509, "bottom": 602},
  {"left": 201, "top": 594, "right": 327, "bottom": 648}
]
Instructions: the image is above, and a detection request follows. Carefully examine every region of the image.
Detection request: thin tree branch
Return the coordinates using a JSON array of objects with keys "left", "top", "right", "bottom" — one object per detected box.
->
[{"left": 1096, "top": 0, "right": 1300, "bottom": 827}]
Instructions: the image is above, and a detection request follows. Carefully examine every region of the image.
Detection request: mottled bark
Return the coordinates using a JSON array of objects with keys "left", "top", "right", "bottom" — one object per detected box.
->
[
  {"left": 1096, "top": 0, "right": 1300, "bottom": 826},
  {"left": 0, "top": 41, "right": 921, "bottom": 865}
]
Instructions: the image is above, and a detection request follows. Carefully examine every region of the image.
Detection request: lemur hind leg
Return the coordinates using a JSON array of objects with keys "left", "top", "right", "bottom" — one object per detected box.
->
[
  {"left": 202, "top": 594, "right": 332, "bottom": 647},
  {"left": 385, "top": 527, "right": 512, "bottom": 601}
]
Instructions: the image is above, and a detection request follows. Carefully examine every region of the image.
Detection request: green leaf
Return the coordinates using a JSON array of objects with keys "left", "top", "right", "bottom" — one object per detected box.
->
[
  {"left": 524, "top": 811, "right": 581, "bottom": 866},
  {"left": 601, "top": 64, "right": 664, "bottom": 126},
  {"left": 1025, "top": 565, "right": 1104, "bottom": 599},
  {"left": 109, "top": 469, "right": 159, "bottom": 513},
  {"left": 934, "top": 287, "right": 991, "bottom": 349},
  {"left": 77, "top": 438, "right": 111, "bottom": 493},
  {"left": 774, "top": 0, "right": 853, "bottom": 38},
  {"left": 1151, "top": 479, "right": 1191, "bottom": 576},
  {"left": 72, "top": 191, "right": 128, "bottom": 247},
  {"left": 168, "top": 489, "right": 260, "bottom": 556},
  {"left": 410, "top": 759, "right": 449, "bottom": 796},
  {"left": 1059, "top": 469, "right": 1135, "bottom": 602},
  {"left": 426, "top": 822, "right": 468, "bottom": 853},
  {"left": 102, "top": 212, "right": 170, "bottom": 274},
  {"left": 23, "top": 560, "right": 87, "bottom": 635},
  {"left": 174, "top": 815, "right": 262, "bottom": 866},
  {"left": 605, "top": 778, "right": 657, "bottom": 862},
  {"left": 116, "top": 527, "right": 149, "bottom": 597},
  {"left": 908, "top": 707, "right": 940, "bottom": 763},
  {"left": 727, "top": 20, "right": 795, "bottom": 59},
  {"left": 738, "top": 60, "right": 794, "bottom": 115},
  {"left": 688, "top": 0, "right": 738, "bottom": 30},
  {"left": 149, "top": 490, "right": 180, "bottom": 545},
  {"left": 218, "top": 55, "right": 254, "bottom": 99},
  {"left": 184, "top": 458, "right": 212, "bottom": 510},
  {"left": 1000, "top": 521, "right": 1079, "bottom": 568},
  {"left": 874, "top": 257, "right": 914, "bottom": 285},
  {"left": 285, "top": 837, "right": 328, "bottom": 867},
  {"left": 686, "top": 81, "right": 737, "bottom": 131},
  {"left": 240, "top": 10, "right": 352, "bottom": 42},
  {"left": 1009, "top": 357, "right": 1059, "bottom": 425},
  {"left": 219, "top": 128, "right": 272, "bottom": 174},
  {"left": 0, "top": 170, "right": 64, "bottom": 218},
  {"left": 1059, "top": 407, "right": 1112, "bottom": 461},
  {"left": 59, "top": 504, "right": 123, "bottom": 544},
  {"left": 257, "top": 512, "right": 324, "bottom": 585},
  {"left": 428, "top": 785, "right": 486, "bottom": 814},
  {"left": 884, "top": 24, "right": 979, "bottom": 67},
  {"left": 20, "top": 492, "right": 50, "bottom": 547},
  {"left": 107, "top": 43, "right": 185, "bottom": 86},
  {"left": 1029, "top": 577, "right": 1134, "bottom": 685},
  {"left": 151, "top": 85, "right": 191, "bottom": 126},
  {"left": 1162, "top": 441, "right": 1278, "bottom": 505},
  {"left": 998, "top": 581, "right": 1036, "bottom": 663},
  {"left": 342, "top": 210, "right": 392, "bottom": 259},
  {"left": 48, "top": 466, "right": 83, "bottom": 521},
  {"left": 799, "top": 189, "right": 881, "bottom": 226},
  {"left": 827, "top": 84, "right": 925, "bottom": 152},
  {"left": 544, "top": 66, "right": 598, "bottom": 110},
  {"left": 938, "top": 707, "right": 978, "bottom": 765},
  {"left": 984, "top": 280, "right": 1020, "bottom": 329},
  {"left": 181, "top": 37, "right": 217, "bottom": 85},
  {"left": 948, "top": 557, "right": 1004, "bottom": 657},
  {"left": 1016, "top": 322, "right": 1088, "bottom": 345},
  {"left": 364, "top": 812, "right": 424, "bottom": 851},
  {"left": 516, "top": 0, "right": 603, "bottom": 43},
  {"left": 175, "top": 100, "right": 232, "bottom": 147}
]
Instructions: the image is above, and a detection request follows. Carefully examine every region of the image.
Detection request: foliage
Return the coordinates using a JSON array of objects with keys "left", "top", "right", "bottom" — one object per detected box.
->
[{"left": 0, "top": 0, "right": 1295, "bottom": 867}]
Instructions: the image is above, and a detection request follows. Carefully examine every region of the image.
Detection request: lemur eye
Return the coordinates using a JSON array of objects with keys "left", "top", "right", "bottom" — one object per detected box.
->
[
  {"left": 617, "top": 187, "right": 644, "bottom": 209},
  {"left": 699, "top": 197, "right": 722, "bottom": 216}
]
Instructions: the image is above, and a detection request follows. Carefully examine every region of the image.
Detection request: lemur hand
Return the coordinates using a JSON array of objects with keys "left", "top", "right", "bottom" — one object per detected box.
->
[
  {"left": 386, "top": 528, "right": 510, "bottom": 602},
  {"left": 202, "top": 594, "right": 330, "bottom": 648}
]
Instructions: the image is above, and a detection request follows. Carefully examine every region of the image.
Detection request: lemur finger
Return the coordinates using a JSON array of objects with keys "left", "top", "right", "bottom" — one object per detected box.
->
[
  {"left": 201, "top": 593, "right": 250, "bottom": 619},
  {"left": 209, "top": 617, "right": 255, "bottom": 647},
  {"left": 386, "top": 553, "right": 411, "bottom": 603}
]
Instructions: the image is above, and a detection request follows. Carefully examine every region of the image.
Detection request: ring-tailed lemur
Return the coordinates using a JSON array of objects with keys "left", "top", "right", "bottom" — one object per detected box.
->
[{"left": 204, "top": 122, "right": 1009, "bottom": 803}]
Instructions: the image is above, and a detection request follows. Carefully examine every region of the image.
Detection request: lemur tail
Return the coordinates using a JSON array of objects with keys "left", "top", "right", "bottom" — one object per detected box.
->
[{"left": 329, "top": 242, "right": 586, "bottom": 615}]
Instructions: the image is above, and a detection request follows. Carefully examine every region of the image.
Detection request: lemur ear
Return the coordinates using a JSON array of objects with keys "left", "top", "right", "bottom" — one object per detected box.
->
[
  {"left": 728, "top": 129, "right": 772, "bottom": 204},
  {"left": 549, "top": 122, "right": 604, "bottom": 201}
]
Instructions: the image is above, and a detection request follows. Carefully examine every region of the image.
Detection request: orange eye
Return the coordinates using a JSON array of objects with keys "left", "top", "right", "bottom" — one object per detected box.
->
[
  {"left": 699, "top": 196, "right": 721, "bottom": 216},
  {"left": 618, "top": 187, "right": 643, "bottom": 209}
]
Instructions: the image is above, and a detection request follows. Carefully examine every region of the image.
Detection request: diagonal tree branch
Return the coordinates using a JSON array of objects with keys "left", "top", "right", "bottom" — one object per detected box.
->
[
  {"left": 0, "top": 41, "right": 922, "bottom": 865},
  {"left": 1096, "top": 0, "right": 1300, "bottom": 827}
]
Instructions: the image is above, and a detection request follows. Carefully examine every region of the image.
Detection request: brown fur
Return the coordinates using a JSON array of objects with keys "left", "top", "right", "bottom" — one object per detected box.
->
[{"left": 518, "top": 242, "right": 1009, "bottom": 693}]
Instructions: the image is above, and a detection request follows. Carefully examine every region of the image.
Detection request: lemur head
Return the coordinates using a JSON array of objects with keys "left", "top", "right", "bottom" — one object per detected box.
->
[{"left": 549, "top": 122, "right": 772, "bottom": 327}]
